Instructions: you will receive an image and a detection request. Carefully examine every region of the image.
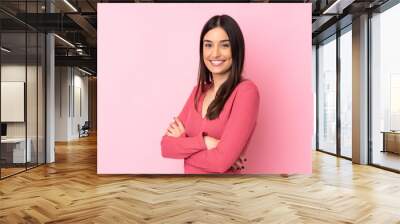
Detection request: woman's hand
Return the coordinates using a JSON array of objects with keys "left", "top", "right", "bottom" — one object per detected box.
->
[
  {"left": 165, "top": 117, "right": 185, "bottom": 138},
  {"left": 203, "top": 136, "right": 220, "bottom": 150},
  {"left": 230, "top": 155, "right": 247, "bottom": 171},
  {"left": 202, "top": 135, "right": 247, "bottom": 171}
]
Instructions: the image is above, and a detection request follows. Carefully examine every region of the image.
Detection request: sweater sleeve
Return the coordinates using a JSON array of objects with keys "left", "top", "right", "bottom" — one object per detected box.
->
[
  {"left": 185, "top": 84, "right": 260, "bottom": 173},
  {"left": 161, "top": 86, "right": 208, "bottom": 159}
]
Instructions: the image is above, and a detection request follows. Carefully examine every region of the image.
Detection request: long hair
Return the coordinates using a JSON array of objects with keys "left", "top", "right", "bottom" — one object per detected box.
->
[{"left": 194, "top": 14, "right": 245, "bottom": 120}]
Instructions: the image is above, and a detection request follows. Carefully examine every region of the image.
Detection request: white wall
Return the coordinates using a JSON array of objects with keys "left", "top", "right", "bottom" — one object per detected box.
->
[
  {"left": 55, "top": 66, "right": 70, "bottom": 141},
  {"left": 55, "top": 67, "right": 89, "bottom": 141}
]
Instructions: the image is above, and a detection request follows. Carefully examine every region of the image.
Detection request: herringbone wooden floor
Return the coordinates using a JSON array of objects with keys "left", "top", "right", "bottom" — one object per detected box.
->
[{"left": 1, "top": 134, "right": 400, "bottom": 224}]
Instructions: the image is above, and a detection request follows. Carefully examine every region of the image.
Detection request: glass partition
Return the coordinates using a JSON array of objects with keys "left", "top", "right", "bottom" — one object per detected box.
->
[
  {"left": 0, "top": 1, "right": 46, "bottom": 179},
  {"left": 317, "top": 35, "right": 337, "bottom": 154},
  {"left": 371, "top": 3, "right": 400, "bottom": 171},
  {"left": 0, "top": 31, "right": 28, "bottom": 177}
]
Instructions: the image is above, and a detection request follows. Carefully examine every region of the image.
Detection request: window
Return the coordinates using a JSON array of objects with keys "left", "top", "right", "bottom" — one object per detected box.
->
[
  {"left": 371, "top": 2, "right": 400, "bottom": 171},
  {"left": 340, "top": 27, "right": 352, "bottom": 158},
  {"left": 317, "top": 35, "right": 337, "bottom": 154}
]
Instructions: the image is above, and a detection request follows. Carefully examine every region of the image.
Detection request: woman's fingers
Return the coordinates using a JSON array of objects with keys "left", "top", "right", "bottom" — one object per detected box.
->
[
  {"left": 167, "top": 128, "right": 175, "bottom": 135},
  {"left": 168, "top": 120, "right": 179, "bottom": 131},
  {"left": 229, "top": 160, "right": 242, "bottom": 171},
  {"left": 170, "top": 122, "right": 179, "bottom": 131},
  {"left": 235, "top": 159, "right": 244, "bottom": 169},
  {"left": 233, "top": 156, "right": 247, "bottom": 170},
  {"left": 165, "top": 117, "right": 185, "bottom": 138},
  {"left": 174, "top": 117, "right": 185, "bottom": 132},
  {"left": 231, "top": 164, "right": 239, "bottom": 170},
  {"left": 169, "top": 118, "right": 185, "bottom": 135},
  {"left": 165, "top": 128, "right": 171, "bottom": 135},
  {"left": 167, "top": 125, "right": 179, "bottom": 137}
]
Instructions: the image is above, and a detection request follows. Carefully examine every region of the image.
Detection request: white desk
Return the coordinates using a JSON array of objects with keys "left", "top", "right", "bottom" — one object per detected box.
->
[{"left": 1, "top": 138, "right": 32, "bottom": 163}]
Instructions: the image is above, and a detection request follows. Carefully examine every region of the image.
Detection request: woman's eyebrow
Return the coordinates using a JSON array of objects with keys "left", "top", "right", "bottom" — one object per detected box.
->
[{"left": 203, "top": 39, "right": 230, "bottom": 43}]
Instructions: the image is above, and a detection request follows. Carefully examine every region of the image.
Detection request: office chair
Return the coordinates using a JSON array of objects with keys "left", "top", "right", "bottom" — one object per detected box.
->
[{"left": 79, "top": 121, "right": 90, "bottom": 138}]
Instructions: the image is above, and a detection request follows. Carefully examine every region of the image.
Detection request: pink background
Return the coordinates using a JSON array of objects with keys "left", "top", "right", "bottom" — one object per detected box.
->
[{"left": 97, "top": 3, "right": 313, "bottom": 174}]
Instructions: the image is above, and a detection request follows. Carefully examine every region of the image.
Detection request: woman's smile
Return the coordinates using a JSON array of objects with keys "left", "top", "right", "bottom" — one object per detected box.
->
[{"left": 210, "top": 60, "right": 226, "bottom": 67}]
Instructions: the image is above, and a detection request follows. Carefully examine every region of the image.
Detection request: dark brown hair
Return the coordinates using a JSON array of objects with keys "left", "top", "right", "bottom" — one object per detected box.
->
[{"left": 194, "top": 14, "right": 245, "bottom": 120}]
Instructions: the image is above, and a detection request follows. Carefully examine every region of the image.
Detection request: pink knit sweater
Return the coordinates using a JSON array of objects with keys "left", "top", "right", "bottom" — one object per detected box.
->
[{"left": 161, "top": 79, "right": 260, "bottom": 174}]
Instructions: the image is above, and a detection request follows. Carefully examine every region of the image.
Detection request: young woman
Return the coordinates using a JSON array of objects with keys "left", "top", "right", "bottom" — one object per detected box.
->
[{"left": 161, "top": 14, "right": 260, "bottom": 174}]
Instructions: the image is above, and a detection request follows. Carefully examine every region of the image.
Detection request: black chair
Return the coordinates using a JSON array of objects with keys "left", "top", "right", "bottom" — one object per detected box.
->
[{"left": 79, "top": 121, "right": 90, "bottom": 138}]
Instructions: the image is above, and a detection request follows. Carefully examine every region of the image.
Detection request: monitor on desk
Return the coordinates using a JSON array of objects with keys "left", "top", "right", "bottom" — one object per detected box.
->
[{"left": 1, "top": 123, "right": 7, "bottom": 138}]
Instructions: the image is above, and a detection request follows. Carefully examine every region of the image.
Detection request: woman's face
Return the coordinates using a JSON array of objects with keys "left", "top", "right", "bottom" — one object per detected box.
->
[{"left": 203, "top": 27, "right": 233, "bottom": 76}]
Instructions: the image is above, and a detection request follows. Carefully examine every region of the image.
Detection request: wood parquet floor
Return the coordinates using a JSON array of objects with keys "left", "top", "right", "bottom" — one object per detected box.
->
[
  {"left": 1, "top": 134, "right": 400, "bottom": 223},
  {"left": 1, "top": 167, "right": 26, "bottom": 178}
]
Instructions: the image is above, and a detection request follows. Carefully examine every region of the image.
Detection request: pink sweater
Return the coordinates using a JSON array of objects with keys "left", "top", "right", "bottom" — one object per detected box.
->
[{"left": 161, "top": 79, "right": 260, "bottom": 174}]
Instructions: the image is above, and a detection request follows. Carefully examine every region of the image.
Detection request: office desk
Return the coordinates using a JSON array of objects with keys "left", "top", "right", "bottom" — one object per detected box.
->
[
  {"left": 381, "top": 131, "right": 400, "bottom": 154},
  {"left": 1, "top": 138, "right": 32, "bottom": 163}
]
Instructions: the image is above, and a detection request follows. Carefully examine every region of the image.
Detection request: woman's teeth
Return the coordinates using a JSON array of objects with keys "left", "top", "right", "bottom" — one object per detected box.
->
[{"left": 210, "top": 60, "right": 225, "bottom": 66}]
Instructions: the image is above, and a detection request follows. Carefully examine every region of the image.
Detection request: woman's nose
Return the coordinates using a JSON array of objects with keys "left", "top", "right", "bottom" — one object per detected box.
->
[{"left": 211, "top": 46, "right": 221, "bottom": 57}]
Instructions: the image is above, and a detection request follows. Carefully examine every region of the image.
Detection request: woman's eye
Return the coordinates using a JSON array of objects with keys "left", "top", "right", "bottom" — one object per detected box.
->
[
  {"left": 204, "top": 43, "right": 212, "bottom": 48},
  {"left": 222, "top": 44, "right": 230, "bottom": 48}
]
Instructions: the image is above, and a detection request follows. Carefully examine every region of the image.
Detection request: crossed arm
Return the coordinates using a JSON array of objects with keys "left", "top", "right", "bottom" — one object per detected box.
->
[{"left": 160, "top": 85, "right": 260, "bottom": 173}]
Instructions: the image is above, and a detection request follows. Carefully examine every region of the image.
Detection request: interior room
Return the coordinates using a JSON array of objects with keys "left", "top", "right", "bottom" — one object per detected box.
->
[{"left": 0, "top": 0, "right": 399, "bottom": 223}]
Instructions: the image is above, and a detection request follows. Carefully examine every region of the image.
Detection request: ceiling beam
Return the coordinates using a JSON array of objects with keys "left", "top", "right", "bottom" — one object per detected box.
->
[{"left": 67, "top": 13, "right": 97, "bottom": 46}]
